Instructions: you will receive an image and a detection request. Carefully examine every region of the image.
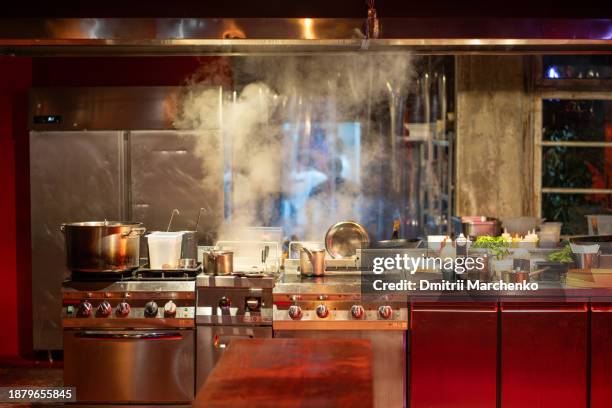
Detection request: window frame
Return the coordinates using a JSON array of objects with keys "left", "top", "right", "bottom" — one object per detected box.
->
[{"left": 533, "top": 90, "right": 612, "bottom": 220}]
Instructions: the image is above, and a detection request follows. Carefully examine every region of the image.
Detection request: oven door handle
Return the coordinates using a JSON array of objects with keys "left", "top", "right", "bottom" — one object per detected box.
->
[
  {"left": 76, "top": 331, "right": 183, "bottom": 340},
  {"left": 213, "top": 334, "right": 254, "bottom": 349}
]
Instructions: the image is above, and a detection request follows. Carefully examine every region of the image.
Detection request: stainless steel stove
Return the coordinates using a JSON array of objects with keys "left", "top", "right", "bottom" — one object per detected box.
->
[
  {"left": 195, "top": 273, "right": 275, "bottom": 391},
  {"left": 62, "top": 272, "right": 196, "bottom": 405},
  {"left": 273, "top": 271, "right": 408, "bottom": 408}
]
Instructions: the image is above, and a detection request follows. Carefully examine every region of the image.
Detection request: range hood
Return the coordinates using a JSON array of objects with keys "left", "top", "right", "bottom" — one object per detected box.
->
[{"left": 0, "top": 18, "right": 611, "bottom": 55}]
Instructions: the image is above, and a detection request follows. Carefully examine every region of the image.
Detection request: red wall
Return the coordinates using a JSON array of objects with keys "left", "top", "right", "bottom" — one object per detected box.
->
[
  {"left": 0, "top": 57, "right": 32, "bottom": 357},
  {"left": 1, "top": 56, "right": 226, "bottom": 358}
]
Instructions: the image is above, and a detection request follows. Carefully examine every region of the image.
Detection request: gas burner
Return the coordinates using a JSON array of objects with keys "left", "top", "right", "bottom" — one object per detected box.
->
[
  {"left": 133, "top": 266, "right": 201, "bottom": 280},
  {"left": 69, "top": 270, "right": 136, "bottom": 282}
]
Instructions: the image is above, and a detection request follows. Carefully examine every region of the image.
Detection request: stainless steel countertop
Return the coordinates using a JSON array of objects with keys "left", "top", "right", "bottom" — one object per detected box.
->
[
  {"left": 273, "top": 273, "right": 363, "bottom": 295},
  {"left": 196, "top": 273, "right": 275, "bottom": 289}
]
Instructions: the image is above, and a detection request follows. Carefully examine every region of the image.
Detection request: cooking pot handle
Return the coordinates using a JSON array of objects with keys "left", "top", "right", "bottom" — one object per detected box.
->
[{"left": 121, "top": 227, "right": 147, "bottom": 238}]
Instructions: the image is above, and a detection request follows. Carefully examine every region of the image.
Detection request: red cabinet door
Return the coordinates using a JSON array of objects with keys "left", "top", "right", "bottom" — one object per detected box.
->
[
  {"left": 501, "top": 302, "right": 587, "bottom": 408},
  {"left": 591, "top": 303, "right": 612, "bottom": 408},
  {"left": 410, "top": 302, "right": 498, "bottom": 408}
]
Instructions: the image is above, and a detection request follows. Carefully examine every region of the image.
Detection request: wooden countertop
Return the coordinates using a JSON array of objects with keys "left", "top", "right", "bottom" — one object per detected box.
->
[{"left": 194, "top": 338, "right": 373, "bottom": 408}]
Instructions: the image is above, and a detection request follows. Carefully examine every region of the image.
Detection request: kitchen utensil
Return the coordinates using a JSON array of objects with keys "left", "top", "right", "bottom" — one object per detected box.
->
[
  {"left": 586, "top": 215, "right": 612, "bottom": 236},
  {"left": 373, "top": 238, "right": 422, "bottom": 249},
  {"left": 261, "top": 245, "right": 270, "bottom": 270},
  {"left": 574, "top": 253, "right": 600, "bottom": 270},
  {"left": 61, "top": 221, "right": 146, "bottom": 272},
  {"left": 452, "top": 216, "right": 501, "bottom": 238},
  {"left": 570, "top": 235, "right": 612, "bottom": 254},
  {"left": 299, "top": 247, "right": 326, "bottom": 277},
  {"left": 452, "top": 215, "right": 501, "bottom": 238},
  {"left": 167, "top": 208, "right": 180, "bottom": 232},
  {"left": 325, "top": 221, "right": 370, "bottom": 259},
  {"left": 204, "top": 250, "right": 234, "bottom": 275},
  {"left": 538, "top": 222, "right": 563, "bottom": 248},
  {"left": 178, "top": 258, "right": 197, "bottom": 269},
  {"left": 501, "top": 270, "right": 515, "bottom": 283},
  {"left": 427, "top": 235, "right": 449, "bottom": 251},
  {"left": 501, "top": 217, "right": 543, "bottom": 236},
  {"left": 147, "top": 232, "right": 184, "bottom": 269},
  {"left": 570, "top": 241, "right": 601, "bottom": 270},
  {"left": 515, "top": 269, "right": 530, "bottom": 283},
  {"left": 533, "top": 262, "right": 568, "bottom": 282},
  {"left": 195, "top": 207, "right": 207, "bottom": 232},
  {"left": 180, "top": 231, "right": 198, "bottom": 259}
]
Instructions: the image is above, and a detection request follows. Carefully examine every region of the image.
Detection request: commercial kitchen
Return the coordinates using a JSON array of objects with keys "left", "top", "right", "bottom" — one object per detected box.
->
[{"left": 1, "top": 4, "right": 612, "bottom": 408}]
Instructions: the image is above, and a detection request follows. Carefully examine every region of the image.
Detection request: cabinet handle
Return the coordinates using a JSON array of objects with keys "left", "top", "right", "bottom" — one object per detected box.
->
[
  {"left": 413, "top": 308, "right": 497, "bottom": 313},
  {"left": 213, "top": 334, "right": 254, "bottom": 348}
]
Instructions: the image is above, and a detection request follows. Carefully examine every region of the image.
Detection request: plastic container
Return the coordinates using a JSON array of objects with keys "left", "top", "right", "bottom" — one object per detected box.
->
[
  {"left": 538, "top": 222, "right": 562, "bottom": 248},
  {"left": 501, "top": 217, "right": 542, "bottom": 236},
  {"left": 586, "top": 215, "right": 612, "bottom": 236},
  {"left": 147, "top": 232, "right": 184, "bottom": 269}
]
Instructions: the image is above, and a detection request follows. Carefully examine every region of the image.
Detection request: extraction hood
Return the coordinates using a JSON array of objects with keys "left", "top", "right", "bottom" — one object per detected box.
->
[{"left": 0, "top": 18, "right": 611, "bottom": 55}]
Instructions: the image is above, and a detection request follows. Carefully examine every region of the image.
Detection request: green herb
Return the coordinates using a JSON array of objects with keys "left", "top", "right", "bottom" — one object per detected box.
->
[
  {"left": 472, "top": 236, "right": 510, "bottom": 260},
  {"left": 548, "top": 244, "right": 573, "bottom": 263}
]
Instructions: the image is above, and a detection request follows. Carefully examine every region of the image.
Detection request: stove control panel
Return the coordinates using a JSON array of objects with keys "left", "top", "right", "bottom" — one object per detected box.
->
[
  {"left": 272, "top": 296, "right": 408, "bottom": 328},
  {"left": 196, "top": 286, "right": 273, "bottom": 325},
  {"left": 62, "top": 288, "right": 196, "bottom": 326}
]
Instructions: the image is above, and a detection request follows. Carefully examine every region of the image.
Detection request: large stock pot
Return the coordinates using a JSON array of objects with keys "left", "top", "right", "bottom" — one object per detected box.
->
[{"left": 61, "top": 221, "right": 146, "bottom": 272}]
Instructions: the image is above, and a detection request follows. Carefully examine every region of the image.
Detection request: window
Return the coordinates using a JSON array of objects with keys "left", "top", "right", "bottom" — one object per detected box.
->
[
  {"left": 543, "top": 56, "right": 612, "bottom": 80},
  {"left": 534, "top": 55, "right": 612, "bottom": 235},
  {"left": 535, "top": 65, "right": 612, "bottom": 234}
]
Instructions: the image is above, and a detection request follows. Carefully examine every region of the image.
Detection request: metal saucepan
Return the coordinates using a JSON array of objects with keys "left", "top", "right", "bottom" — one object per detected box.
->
[
  {"left": 325, "top": 221, "right": 370, "bottom": 258},
  {"left": 372, "top": 238, "right": 422, "bottom": 249},
  {"left": 61, "top": 221, "right": 146, "bottom": 273},
  {"left": 299, "top": 247, "right": 326, "bottom": 277},
  {"left": 203, "top": 250, "right": 233, "bottom": 275}
]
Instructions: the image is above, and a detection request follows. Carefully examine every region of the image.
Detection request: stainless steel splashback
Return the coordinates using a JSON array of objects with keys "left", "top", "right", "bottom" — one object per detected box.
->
[
  {"left": 30, "top": 87, "right": 222, "bottom": 350},
  {"left": 30, "top": 87, "right": 182, "bottom": 131}
]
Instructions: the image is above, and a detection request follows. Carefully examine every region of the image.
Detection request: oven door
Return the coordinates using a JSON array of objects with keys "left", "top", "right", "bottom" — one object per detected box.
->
[
  {"left": 64, "top": 329, "right": 194, "bottom": 403},
  {"left": 196, "top": 325, "right": 272, "bottom": 391}
]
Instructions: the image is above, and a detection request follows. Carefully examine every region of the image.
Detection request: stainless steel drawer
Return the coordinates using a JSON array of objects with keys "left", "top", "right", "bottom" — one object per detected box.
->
[{"left": 196, "top": 325, "right": 272, "bottom": 391}]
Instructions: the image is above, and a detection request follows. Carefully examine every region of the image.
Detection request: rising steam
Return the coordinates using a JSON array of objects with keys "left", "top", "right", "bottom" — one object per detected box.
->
[{"left": 175, "top": 53, "right": 415, "bottom": 241}]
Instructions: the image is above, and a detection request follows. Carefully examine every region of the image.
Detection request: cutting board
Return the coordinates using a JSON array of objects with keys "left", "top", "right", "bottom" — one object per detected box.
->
[{"left": 567, "top": 268, "right": 612, "bottom": 288}]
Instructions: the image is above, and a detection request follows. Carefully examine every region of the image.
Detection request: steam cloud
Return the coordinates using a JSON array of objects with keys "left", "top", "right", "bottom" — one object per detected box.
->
[{"left": 175, "top": 53, "right": 415, "bottom": 241}]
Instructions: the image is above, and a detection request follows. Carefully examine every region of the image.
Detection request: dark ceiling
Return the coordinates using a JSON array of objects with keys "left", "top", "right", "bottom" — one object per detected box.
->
[{"left": 2, "top": 0, "right": 612, "bottom": 18}]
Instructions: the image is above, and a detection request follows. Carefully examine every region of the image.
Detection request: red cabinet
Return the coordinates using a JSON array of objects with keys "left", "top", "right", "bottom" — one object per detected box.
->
[
  {"left": 410, "top": 302, "right": 498, "bottom": 408},
  {"left": 501, "top": 302, "right": 588, "bottom": 408},
  {"left": 591, "top": 302, "right": 612, "bottom": 408}
]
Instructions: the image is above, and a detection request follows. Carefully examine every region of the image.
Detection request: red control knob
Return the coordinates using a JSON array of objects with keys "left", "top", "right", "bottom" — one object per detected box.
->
[
  {"left": 78, "top": 300, "right": 93, "bottom": 317},
  {"left": 115, "top": 301, "right": 131, "bottom": 317},
  {"left": 351, "top": 305, "right": 365, "bottom": 319},
  {"left": 378, "top": 305, "right": 393, "bottom": 320},
  {"left": 316, "top": 304, "right": 329, "bottom": 318},
  {"left": 144, "top": 301, "right": 158, "bottom": 318},
  {"left": 97, "top": 300, "right": 112, "bottom": 317},
  {"left": 288, "top": 305, "right": 303, "bottom": 320},
  {"left": 218, "top": 297, "right": 231, "bottom": 310},
  {"left": 164, "top": 300, "right": 177, "bottom": 318}
]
